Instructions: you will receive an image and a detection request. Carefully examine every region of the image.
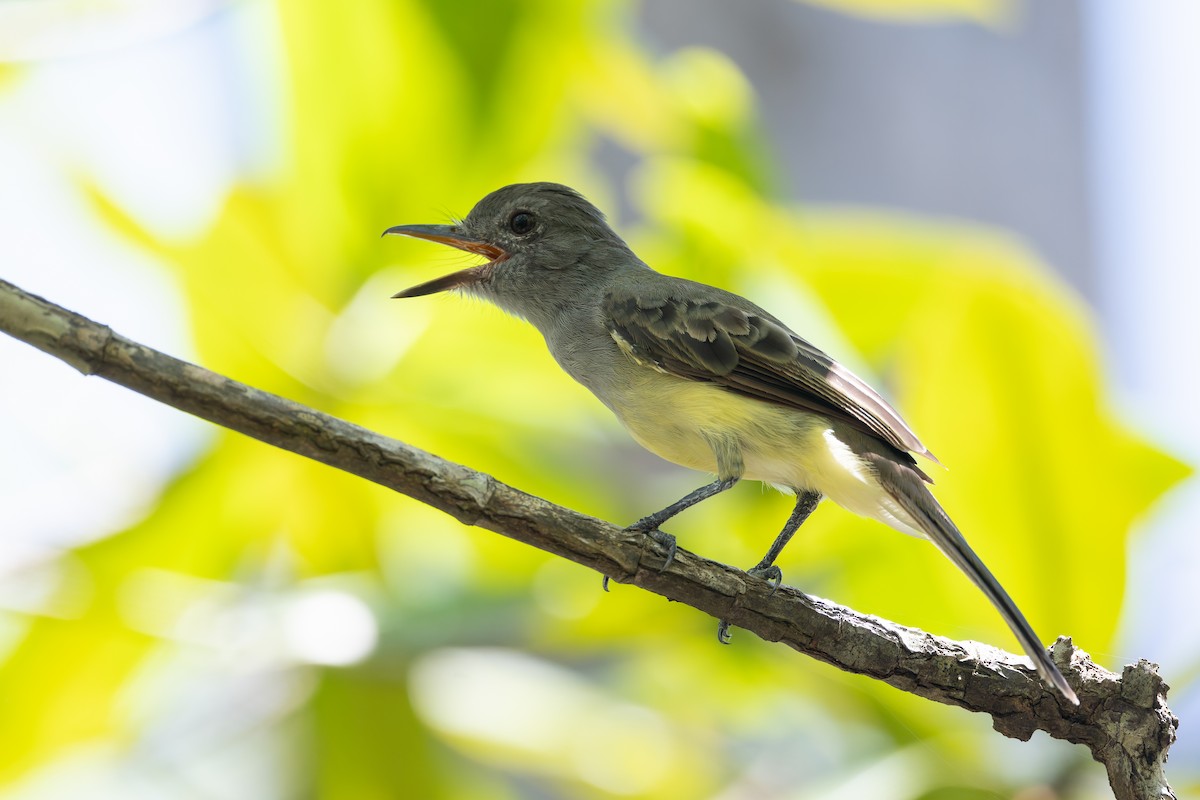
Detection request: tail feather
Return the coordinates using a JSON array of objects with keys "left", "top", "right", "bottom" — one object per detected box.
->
[{"left": 866, "top": 453, "right": 1078, "bottom": 705}]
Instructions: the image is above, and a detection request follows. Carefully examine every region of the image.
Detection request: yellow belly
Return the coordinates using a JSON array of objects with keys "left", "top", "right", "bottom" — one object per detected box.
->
[{"left": 609, "top": 375, "right": 925, "bottom": 538}]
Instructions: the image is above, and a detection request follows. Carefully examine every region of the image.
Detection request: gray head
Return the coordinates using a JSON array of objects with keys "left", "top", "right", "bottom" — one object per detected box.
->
[{"left": 384, "top": 183, "right": 640, "bottom": 325}]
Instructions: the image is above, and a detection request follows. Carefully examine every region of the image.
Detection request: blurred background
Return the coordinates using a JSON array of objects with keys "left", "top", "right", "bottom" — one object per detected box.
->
[{"left": 1, "top": 0, "right": 1196, "bottom": 797}]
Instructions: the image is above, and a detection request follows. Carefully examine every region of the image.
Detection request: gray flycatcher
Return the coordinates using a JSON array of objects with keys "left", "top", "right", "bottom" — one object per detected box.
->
[{"left": 384, "top": 181, "right": 1077, "bottom": 704}]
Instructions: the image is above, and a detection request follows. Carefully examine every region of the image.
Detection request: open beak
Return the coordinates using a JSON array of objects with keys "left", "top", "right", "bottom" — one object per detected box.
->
[{"left": 383, "top": 224, "right": 508, "bottom": 298}]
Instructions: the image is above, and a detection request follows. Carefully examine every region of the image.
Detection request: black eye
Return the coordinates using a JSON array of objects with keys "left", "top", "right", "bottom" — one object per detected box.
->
[{"left": 509, "top": 211, "right": 535, "bottom": 235}]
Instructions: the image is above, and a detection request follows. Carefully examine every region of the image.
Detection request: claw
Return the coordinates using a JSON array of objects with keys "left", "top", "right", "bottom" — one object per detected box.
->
[
  {"left": 715, "top": 565, "right": 784, "bottom": 645},
  {"left": 606, "top": 527, "right": 675, "bottom": 592},
  {"left": 649, "top": 529, "right": 677, "bottom": 571},
  {"left": 749, "top": 564, "right": 783, "bottom": 594}
]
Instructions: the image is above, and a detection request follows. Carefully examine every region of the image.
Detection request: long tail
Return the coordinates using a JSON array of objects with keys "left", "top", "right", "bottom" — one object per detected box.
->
[{"left": 867, "top": 453, "right": 1078, "bottom": 704}]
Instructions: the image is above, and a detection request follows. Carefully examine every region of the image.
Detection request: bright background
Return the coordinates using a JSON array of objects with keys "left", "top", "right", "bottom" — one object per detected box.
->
[{"left": 1, "top": 1, "right": 1196, "bottom": 798}]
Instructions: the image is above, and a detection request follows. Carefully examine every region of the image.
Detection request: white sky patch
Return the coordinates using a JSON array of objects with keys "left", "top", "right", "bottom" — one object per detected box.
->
[
  {"left": 0, "top": 127, "right": 208, "bottom": 562},
  {"left": 0, "top": 1, "right": 231, "bottom": 63},
  {"left": 1085, "top": 0, "right": 1200, "bottom": 768},
  {"left": 0, "top": 0, "right": 282, "bottom": 574}
]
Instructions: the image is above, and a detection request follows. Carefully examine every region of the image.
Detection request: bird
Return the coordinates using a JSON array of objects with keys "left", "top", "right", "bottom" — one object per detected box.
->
[{"left": 383, "top": 181, "right": 1078, "bottom": 704}]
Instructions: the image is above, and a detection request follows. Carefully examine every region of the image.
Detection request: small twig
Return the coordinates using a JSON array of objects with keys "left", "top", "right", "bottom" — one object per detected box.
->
[{"left": 0, "top": 278, "right": 1177, "bottom": 799}]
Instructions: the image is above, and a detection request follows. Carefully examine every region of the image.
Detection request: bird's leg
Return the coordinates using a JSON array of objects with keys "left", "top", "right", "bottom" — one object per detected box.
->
[
  {"left": 602, "top": 476, "right": 738, "bottom": 592},
  {"left": 603, "top": 435, "right": 743, "bottom": 591},
  {"left": 747, "top": 489, "right": 822, "bottom": 587},
  {"left": 717, "top": 490, "right": 822, "bottom": 644},
  {"left": 627, "top": 476, "right": 739, "bottom": 535}
]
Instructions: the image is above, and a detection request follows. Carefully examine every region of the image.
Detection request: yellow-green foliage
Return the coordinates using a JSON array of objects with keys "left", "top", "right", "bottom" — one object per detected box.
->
[{"left": 1, "top": 0, "right": 1188, "bottom": 797}]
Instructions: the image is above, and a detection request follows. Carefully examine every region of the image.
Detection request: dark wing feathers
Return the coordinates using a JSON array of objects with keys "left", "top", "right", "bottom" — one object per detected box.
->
[{"left": 604, "top": 288, "right": 936, "bottom": 464}]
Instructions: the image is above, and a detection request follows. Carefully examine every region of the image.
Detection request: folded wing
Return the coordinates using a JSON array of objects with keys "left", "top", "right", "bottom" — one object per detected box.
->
[{"left": 603, "top": 286, "right": 938, "bottom": 469}]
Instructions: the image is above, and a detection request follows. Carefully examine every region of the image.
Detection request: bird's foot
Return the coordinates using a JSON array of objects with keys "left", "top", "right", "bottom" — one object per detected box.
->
[
  {"left": 647, "top": 529, "right": 678, "bottom": 571},
  {"left": 602, "top": 525, "right": 677, "bottom": 591},
  {"left": 748, "top": 563, "right": 783, "bottom": 594},
  {"left": 715, "top": 564, "right": 785, "bottom": 643}
]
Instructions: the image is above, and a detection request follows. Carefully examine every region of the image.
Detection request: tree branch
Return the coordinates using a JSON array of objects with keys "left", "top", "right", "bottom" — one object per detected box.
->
[{"left": 0, "top": 277, "right": 1177, "bottom": 800}]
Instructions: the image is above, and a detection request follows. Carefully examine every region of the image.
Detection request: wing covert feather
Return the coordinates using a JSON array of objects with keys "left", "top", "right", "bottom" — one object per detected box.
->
[{"left": 603, "top": 287, "right": 935, "bottom": 463}]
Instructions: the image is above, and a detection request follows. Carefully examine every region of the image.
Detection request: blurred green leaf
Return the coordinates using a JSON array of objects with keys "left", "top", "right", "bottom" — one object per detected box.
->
[{"left": 311, "top": 668, "right": 449, "bottom": 800}]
